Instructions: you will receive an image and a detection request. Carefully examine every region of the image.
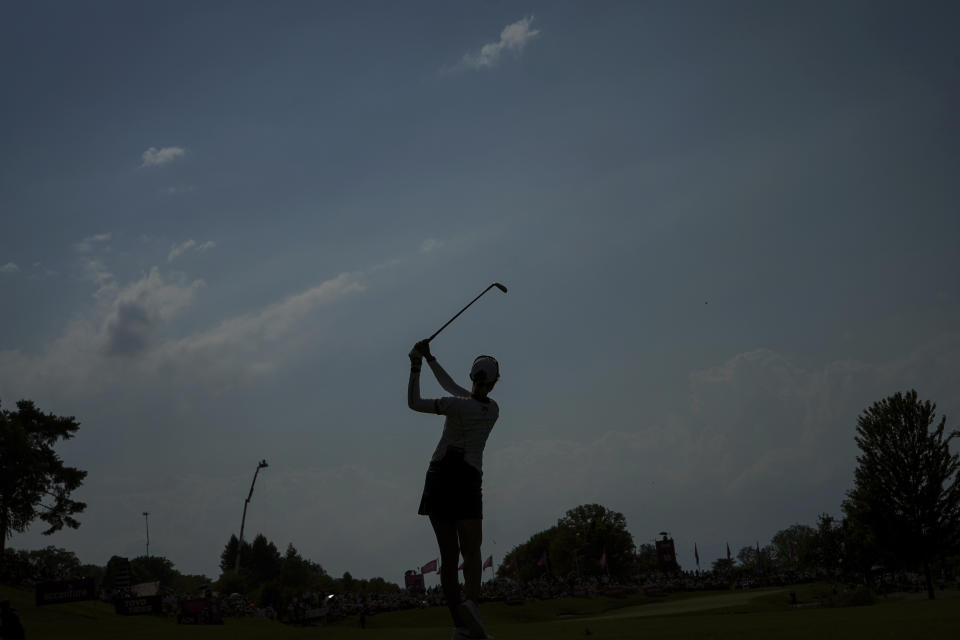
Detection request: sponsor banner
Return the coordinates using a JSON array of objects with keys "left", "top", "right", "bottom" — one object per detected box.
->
[
  {"left": 36, "top": 578, "right": 97, "bottom": 606},
  {"left": 131, "top": 581, "right": 159, "bottom": 597},
  {"left": 115, "top": 595, "right": 162, "bottom": 615}
]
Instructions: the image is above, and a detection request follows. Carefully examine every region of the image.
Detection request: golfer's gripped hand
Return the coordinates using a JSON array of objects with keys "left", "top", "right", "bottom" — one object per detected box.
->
[
  {"left": 414, "top": 339, "right": 432, "bottom": 360},
  {"left": 409, "top": 343, "right": 423, "bottom": 364}
]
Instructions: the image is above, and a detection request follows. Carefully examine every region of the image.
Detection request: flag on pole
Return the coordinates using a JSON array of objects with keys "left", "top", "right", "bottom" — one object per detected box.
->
[
  {"left": 694, "top": 543, "right": 700, "bottom": 568},
  {"left": 421, "top": 558, "right": 438, "bottom": 574},
  {"left": 483, "top": 555, "right": 493, "bottom": 570},
  {"left": 726, "top": 542, "right": 731, "bottom": 561},
  {"left": 600, "top": 551, "right": 607, "bottom": 570},
  {"left": 537, "top": 552, "right": 548, "bottom": 568}
]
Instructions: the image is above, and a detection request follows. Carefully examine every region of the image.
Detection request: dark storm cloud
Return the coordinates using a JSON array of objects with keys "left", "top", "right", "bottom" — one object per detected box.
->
[{"left": 104, "top": 300, "right": 154, "bottom": 355}]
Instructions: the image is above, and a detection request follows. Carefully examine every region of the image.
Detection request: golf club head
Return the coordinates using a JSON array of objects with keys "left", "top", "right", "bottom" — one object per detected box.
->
[{"left": 493, "top": 282, "right": 508, "bottom": 293}]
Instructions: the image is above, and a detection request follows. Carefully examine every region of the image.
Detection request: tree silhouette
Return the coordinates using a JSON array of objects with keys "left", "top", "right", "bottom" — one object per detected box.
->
[
  {"left": 842, "top": 390, "right": 960, "bottom": 599},
  {"left": 813, "top": 513, "right": 843, "bottom": 577},
  {"left": 219, "top": 534, "right": 251, "bottom": 574},
  {"left": 0, "top": 400, "right": 87, "bottom": 559},
  {"left": 498, "top": 504, "right": 636, "bottom": 580},
  {"left": 770, "top": 523, "right": 817, "bottom": 571}
]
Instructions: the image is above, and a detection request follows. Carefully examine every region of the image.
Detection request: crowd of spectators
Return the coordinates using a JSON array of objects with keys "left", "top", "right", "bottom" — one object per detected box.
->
[
  {"left": 269, "top": 570, "right": 793, "bottom": 625},
  {"left": 5, "top": 553, "right": 958, "bottom": 628}
]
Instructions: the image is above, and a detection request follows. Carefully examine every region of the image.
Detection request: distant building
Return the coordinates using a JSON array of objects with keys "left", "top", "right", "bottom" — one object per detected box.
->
[
  {"left": 655, "top": 533, "right": 680, "bottom": 575},
  {"left": 403, "top": 570, "right": 425, "bottom": 593}
]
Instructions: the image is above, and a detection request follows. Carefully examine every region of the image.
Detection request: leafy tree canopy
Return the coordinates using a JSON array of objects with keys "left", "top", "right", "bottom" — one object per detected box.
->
[
  {"left": 770, "top": 523, "right": 817, "bottom": 570},
  {"left": 498, "top": 504, "right": 636, "bottom": 580},
  {"left": 215, "top": 532, "right": 399, "bottom": 604},
  {"left": 842, "top": 390, "right": 960, "bottom": 599},
  {"left": 0, "top": 400, "right": 87, "bottom": 557}
]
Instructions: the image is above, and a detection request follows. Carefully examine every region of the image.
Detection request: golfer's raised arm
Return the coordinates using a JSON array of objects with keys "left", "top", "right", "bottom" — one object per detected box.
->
[
  {"left": 427, "top": 358, "right": 470, "bottom": 397},
  {"left": 408, "top": 344, "right": 436, "bottom": 413},
  {"left": 415, "top": 339, "right": 469, "bottom": 397}
]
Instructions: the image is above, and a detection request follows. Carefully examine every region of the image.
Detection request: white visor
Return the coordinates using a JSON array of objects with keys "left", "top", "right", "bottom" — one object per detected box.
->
[{"left": 470, "top": 356, "right": 500, "bottom": 383}]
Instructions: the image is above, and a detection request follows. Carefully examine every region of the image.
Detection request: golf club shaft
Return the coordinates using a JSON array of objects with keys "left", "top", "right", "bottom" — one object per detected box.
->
[{"left": 427, "top": 283, "right": 505, "bottom": 343}]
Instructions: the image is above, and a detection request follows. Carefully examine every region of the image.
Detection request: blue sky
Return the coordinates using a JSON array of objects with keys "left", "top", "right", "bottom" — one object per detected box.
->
[{"left": 2, "top": 1, "right": 959, "bottom": 582}]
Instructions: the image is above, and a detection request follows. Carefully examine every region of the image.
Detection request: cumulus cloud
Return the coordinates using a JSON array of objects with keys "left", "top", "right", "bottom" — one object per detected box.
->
[
  {"left": 459, "top": 17, "right": 540, "bottom": 71},
  {"left": 159, "top": 272, "right": 365, "bottom": 360},
  {"left": 167, "top": 239, "right": 195, "bottom": 263},
  {"left": 81, "top": 257, "right": 116, "bottom": 300},
  {"left": 101, "top": 267, "right": 204, "bottom": 356},
  {"left": 141, "top": 146, "right": 185, "bottom": 168},
  {"left": 74, "top": 233, "right": 111, "bottom": 254},
  {"left": 168, "top": 239, "right": 216, "bottom": 262},
  {"left": 0, "top": 266, "right": 366, "bottom": 399},
  {"left": 0, "top": 263, "right": 19, "bottom": 273},
  {"left": 72, "top": 234, "right": 117, "bottom": 298}
]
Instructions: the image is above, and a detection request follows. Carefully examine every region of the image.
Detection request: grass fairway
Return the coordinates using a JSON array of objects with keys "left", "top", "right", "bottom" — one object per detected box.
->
[{"left": 4, "top": 584, "right": 958, "bottom": 640}]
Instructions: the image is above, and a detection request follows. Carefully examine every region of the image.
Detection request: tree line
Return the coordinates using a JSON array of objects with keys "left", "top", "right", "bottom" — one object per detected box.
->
[
  {"left": 496, "top": 391, "right": 960, "bottom": 600},
  {"left": 2, "top": 390, "right": 959, "bottom": 600},
  {"left": 1, "top": 534, "right": 400, "bottom": 609},
  {"left": 0, "top": 545, "right": 209, "bottom": 594},
  {"left": 214, "top": 532, "right": 400, "bottom": 611}
]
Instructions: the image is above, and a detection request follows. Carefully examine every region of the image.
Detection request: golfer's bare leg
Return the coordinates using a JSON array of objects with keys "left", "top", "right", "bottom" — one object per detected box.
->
[
  {"left": 430, "top": 515, "right": 465, "bottom": 628},
  {"left": 457, "top": 519, "right": 483, "bottom": 603}
]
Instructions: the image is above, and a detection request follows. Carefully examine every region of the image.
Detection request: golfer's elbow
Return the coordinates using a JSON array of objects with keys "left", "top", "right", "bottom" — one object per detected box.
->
[
  {"left": 407, "top": 388, "right": 422, "bottom": 411},
  {"left": 407, "top": 396, "right": 433, "bottom": 413}
]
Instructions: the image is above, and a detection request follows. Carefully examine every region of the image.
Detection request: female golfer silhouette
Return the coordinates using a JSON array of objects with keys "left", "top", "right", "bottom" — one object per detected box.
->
[{"left": 408, "top": 339, "right": 499, "bottom": 640}]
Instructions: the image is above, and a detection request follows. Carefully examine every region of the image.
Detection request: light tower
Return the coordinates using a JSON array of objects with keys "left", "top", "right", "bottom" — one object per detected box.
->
[
  {"left": 235, "top": 459, "right": 269, "bottom": 571},
  {"left": 143, "top": 512, "right": 150, "bottom": 558}
]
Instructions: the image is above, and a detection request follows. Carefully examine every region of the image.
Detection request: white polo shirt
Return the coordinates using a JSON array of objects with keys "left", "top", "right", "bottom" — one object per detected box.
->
[{"left": 430, "top": 395, "right": 499, "bottom": 472}]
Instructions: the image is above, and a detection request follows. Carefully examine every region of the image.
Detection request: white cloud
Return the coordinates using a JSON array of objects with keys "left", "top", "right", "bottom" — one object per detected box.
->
[
  {"left": 159, "top": 272, "right": 365, "bottom": 362},
  {"left": 141, "top": 146, "right": 185, "bottom": 168},
  {"left": 74, "top": 233, "right": 111, "bottom": 254},
  {"left": 0, "top": 263, "right": 19, "bottom": 273},
  {"left": 73, "top": 234, "right": 116, "bottom": 298},
  {"left": 101, "top": 267, "right": 205, "bottom": 356},
  {"left": 168, "top": 239, "right": 216, "bottom": 262},
  {"left": 167, "top": 239, "right": 196, "bottom": 263},
  {"left": 420, "top": 238, "right": 442, "bottom": 253},
  {"left": 460, "top": 17, "right": 540, "bottom": 71},
  {"left": 0, "top": 267, "right": 365, "bottom": 398}
]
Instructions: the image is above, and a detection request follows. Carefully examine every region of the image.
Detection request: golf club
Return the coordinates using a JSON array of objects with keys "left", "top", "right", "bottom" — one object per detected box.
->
[{"left": 427, "top": 282, "right": 508, "bottom": 343}]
